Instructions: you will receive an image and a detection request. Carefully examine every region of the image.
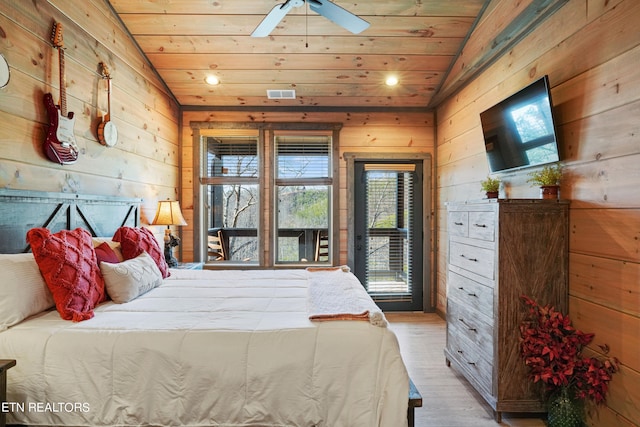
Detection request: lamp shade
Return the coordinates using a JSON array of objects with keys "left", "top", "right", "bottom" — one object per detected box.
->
[{"left": 151, "top": 200, "right": 187, "bottom": 226}]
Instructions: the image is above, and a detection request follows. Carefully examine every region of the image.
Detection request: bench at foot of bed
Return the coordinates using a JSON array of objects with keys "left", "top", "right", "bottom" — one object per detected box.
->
[{"left": 408, "top": 378, "right": 423, "bottom": 427}]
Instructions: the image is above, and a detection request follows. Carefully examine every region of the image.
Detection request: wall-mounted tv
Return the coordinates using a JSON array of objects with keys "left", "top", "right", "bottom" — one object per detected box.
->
[{"left": 480, "top": 75, "right": 560, "bottom": 173}]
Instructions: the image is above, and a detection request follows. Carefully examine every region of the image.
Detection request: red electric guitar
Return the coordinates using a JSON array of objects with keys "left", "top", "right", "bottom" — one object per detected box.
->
[{"left": 43, "top": 22, "right": 79, "bottom": 165}]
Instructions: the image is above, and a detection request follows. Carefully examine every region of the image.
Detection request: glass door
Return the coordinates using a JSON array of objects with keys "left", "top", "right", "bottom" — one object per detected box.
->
[{"left": 353, "top": 161, "right": 424, "bottom": 311}]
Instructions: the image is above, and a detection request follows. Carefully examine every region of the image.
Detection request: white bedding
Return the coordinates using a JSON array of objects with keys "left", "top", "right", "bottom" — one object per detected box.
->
[{"left": 1, "top": 268, "right": 409, "bottom": 427}]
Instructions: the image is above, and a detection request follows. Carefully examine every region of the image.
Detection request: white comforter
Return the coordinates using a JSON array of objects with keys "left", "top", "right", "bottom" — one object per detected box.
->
[{"left": 1, "top": 268, "right": 409, "bottom": 427}]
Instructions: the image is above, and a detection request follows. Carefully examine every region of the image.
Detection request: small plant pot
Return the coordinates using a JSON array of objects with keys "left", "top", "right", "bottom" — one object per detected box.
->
[
  {"left": 540, "top": 185, "right": 559, "bottom": 199},
  {"left": 486, "top": 191, "right": 499, "bottom": 199}
]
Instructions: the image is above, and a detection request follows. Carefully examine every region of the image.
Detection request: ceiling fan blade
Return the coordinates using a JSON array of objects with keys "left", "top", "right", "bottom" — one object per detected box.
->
[
  {"left": 308, "top": 0, "right": 370, "bottom": 34},
  {"left": 251, "top": 1, "right": 295, "bottom": 37}
]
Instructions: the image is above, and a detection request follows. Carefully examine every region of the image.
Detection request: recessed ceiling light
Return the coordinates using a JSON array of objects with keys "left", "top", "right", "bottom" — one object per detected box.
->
[
  {"left": 385, "top": 76, "right": 399, "bottom": 86},
  {"left": 205, "top": 75, "right": 220, "bottom": 86}
]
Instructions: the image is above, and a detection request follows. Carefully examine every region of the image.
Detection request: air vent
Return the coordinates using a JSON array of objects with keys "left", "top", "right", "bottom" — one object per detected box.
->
[{"left": 267, "top": 89, "right": 296, "bottom": 99}]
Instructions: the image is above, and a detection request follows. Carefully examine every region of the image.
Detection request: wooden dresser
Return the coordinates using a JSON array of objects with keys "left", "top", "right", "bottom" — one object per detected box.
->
[{"left": 444, "top": 199, "right": 569, "bottom": 421}]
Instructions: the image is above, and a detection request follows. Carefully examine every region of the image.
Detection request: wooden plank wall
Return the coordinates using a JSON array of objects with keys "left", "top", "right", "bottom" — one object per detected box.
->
[
  {"left": 180, "top": 110, "right": 435, "bottom": 275},
  {"left": 0, "top": 0, "right": 179, "bottom": 227},
  {"left": 436, "top": 0, "right": 640, "bottom": 425}
]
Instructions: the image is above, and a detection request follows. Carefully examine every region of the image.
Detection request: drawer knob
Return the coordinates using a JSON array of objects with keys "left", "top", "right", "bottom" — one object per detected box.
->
[
  {"left": 467, "top": 361, "right": 477, "bottom": 366},
  {"left": 459, "top": 318, "right": 477, "bottom": 332},
  {"left": 454, "top": 221, "right": 464, "bottom": 226},
  {"left": 458, "top": 287, "right": 477, "bottom": 297},
  {"left": 460, "top": 254, "right": 478, "bottom": 262},
  {"left": 473, "top": 223, "right": 487, "bottom": 228}
]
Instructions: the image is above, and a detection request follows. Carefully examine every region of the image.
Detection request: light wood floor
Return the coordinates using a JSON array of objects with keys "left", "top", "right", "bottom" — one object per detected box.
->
[{"left": 385, "top": 312, "right": 546, "bottom": 427}]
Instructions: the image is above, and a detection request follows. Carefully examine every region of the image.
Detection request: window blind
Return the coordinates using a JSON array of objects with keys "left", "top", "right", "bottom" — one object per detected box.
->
[
  {"left": 364, "top": 166, "right": 415, "bottom": 302},
  {"left": 275, "top": 135, "right": 331, "bottom": 180},
  {"left": 206, "top": 137, "right": 258, "bottom": 178}
]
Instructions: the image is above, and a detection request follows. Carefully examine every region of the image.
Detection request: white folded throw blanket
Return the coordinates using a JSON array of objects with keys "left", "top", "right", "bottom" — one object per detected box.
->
[{"left": 307, "top": 266, "right": 387, "bottom": 327}]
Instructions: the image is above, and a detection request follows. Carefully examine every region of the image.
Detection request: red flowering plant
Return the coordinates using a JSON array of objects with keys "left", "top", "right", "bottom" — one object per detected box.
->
[{"left": 519, "top": 296, "right": 619, "bottom": 405}]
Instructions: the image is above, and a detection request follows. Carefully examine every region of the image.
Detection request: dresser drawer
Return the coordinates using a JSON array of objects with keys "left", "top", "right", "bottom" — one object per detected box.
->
[
  {"left": 446, "top": 327, "right": 493, "bottom": 393},
  {"left": 446, "top": 300, "right": 493, "bottom": 360},
  {"left": 468, "top": 211, "right": 495, "bottom": 241},
  {"left": 449, "top": 211, "right": 468, "bottom": 237},
  {"left": 449, "top": 241, "right": 495, "bottom": 280},
  {"left": 447, "top": 271, "right": 494, "bottom": 320}
]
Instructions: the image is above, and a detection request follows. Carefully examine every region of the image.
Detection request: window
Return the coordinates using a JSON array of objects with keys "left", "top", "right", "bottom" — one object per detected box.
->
[
  {"left": 194, "top": 124, "right": 340, "bottom": 267},
  {"left": 202, "top": 135, "right": 260, "bottom": 262},
  {"left": 274, "top": 135, "right": 332, "bottom": 264}
]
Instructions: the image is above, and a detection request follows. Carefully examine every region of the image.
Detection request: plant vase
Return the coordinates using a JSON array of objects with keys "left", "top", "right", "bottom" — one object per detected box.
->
[
  {"left": 547, "top": 387, "right": 584, "bottom": 427},
  {"left": 486, "top": 191, "right": 499, "bottom": 199},
  {"left": 540, "top": 185, "right": 559, "bottom": 199}
]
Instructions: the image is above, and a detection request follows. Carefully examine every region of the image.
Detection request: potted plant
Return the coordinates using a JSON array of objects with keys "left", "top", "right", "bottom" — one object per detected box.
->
[
  {"left": 480, "top": 176, "right": 500, "bottom": 199},
  {"left": 519, "top": 296, "right": 618, "bottom": 427},
  {"left": 527, "top": 164, "right": 563, "bottom": 199}
]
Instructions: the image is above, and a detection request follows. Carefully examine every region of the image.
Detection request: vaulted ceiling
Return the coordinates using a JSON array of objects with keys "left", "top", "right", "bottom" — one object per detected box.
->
[{"left": 107, "top": 0, "right": 564, "bottom": 110}]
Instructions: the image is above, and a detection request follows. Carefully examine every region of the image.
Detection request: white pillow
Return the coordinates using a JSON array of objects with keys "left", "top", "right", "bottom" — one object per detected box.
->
[
  {"left": 0, "top": 253, "right": 55, "bottom": 330},
  {"left": 100, "top": 252, "right": 163, "bottom": 303}
]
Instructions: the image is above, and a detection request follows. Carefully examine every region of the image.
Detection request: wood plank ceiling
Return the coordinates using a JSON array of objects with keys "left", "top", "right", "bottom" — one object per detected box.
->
[{"left": 107, "top": 0, "right": 491, "bottom": 109}]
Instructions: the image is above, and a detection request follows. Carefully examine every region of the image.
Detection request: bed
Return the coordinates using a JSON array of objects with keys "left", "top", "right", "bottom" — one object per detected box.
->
[{"left": 0, "top": 190, "right": 410, "bottom": 427}]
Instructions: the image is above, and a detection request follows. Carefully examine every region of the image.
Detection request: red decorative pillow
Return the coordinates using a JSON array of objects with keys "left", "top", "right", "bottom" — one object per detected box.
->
[
  {"left": 26, "top": 227, "right": 106, "bottom": 322},
  {"left": 112, "top": 227, "right": 170, "bottom": 278},
  {"left": 95, "top": 242, "right": 121, "bottom": 264}
]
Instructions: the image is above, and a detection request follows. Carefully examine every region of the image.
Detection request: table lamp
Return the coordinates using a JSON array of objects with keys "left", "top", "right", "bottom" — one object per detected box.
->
[{"left": 151, "top": 199, "right": 187, "bottom": 267}]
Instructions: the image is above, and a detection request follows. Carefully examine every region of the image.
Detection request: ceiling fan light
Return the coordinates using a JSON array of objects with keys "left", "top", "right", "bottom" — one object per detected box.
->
[{"left": 205, "top": 75, "right": 220, "bottom": 86}]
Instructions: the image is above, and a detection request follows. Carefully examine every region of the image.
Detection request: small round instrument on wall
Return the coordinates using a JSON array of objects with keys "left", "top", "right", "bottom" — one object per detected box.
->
[
  {"left": 98, "top": 62, "right": 118, "bottom": 147},
  {"left": 99, "top": 120, "right": 118, "bottom": 147},
  {"left": 0, "top": 54, "right": 10, "bottom": 89}
]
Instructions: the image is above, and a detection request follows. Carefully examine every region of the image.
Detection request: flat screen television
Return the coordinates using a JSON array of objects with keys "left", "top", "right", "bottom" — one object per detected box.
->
[{"left": 480, "top": 75, "right": 560, "bottom": 173}]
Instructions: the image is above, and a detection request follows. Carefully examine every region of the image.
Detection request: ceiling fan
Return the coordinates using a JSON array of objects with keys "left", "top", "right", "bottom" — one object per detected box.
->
[{"left": 251, "top": 0, "right": 369, "bottom": 37}]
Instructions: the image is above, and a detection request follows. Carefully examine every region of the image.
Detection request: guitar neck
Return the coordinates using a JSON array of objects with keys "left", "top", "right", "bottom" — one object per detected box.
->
[{"left": 58, "top": 47, "right": 67, "bottom": 117}]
